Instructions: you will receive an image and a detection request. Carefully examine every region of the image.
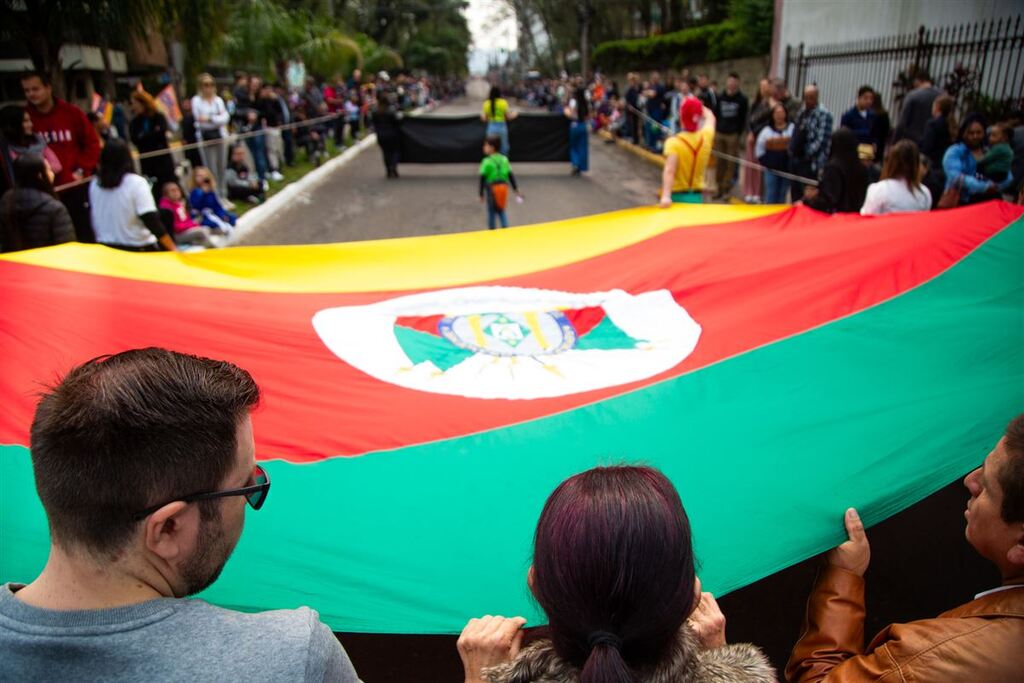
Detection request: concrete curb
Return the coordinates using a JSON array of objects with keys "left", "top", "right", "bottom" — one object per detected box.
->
[
  {"left": 598, "top": 129, "right": 665, "bottom": 168},
  {"left": 229, "top": 133, "right": 378, "bottom": 244}
]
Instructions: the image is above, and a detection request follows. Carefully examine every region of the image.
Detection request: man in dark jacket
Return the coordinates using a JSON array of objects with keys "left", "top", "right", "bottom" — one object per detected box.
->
[
  {"left": 0, "top": 161, "right": 74, "bottom": 252},
  {"left": 712, "top": 73, "right": 748, "bottom": 199},
  {"left": 789, "top": 85, "right": 834, "bottom": 201},
  {"left": 788, "top": 414, "right": 1024, "bottom": 682},
  {"left": 642, "top": 72, "right": 668, "bottom": 151},
  {"left": 624, "top": 73, "right": 641, "bottom": 143},
  {"left": 894, "top": 69, "right": 939, "bottom": 146},
  {"left": 840, "top": 86, "right": 879, "bottom": 151}
]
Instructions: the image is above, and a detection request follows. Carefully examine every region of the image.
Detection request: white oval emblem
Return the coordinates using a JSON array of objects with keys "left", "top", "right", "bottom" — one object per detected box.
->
[{"left": 312, "top": 286, "right": 701, "bottom": 400}]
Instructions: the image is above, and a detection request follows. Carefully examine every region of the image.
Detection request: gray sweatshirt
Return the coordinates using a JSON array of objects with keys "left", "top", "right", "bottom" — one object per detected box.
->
[{"left": 0, "top": 582, "right": 360, "bottom": 682}]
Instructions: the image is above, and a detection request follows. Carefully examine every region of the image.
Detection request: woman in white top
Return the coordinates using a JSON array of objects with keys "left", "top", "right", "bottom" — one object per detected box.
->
[
  {"left": 89, "top": 139, "right": 176, "bottom": 251},
  {"left": 860, "top": 139, "right": 932, "bottom": 215},
  {"left": 190, "top": 73, "right": 230, "bottom": 195}
]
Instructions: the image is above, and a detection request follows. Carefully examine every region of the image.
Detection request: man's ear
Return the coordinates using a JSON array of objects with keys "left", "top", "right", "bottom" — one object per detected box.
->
[
  {"left": 143, "top": 501, "right": 194, "bottom": 563},
  {"left": 1008, "top": 528, "right": 1024, "bottom": 567}
]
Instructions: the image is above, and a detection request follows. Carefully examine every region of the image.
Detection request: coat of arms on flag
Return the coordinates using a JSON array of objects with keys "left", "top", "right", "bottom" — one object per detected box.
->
[{"left": 313, "top": 286, "right": 702, "bottom": 399}]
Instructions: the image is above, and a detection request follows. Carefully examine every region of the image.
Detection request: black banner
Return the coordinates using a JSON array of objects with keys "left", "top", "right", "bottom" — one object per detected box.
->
[{"left": 398, "top": 112, "right": 570, "bottom": 163}]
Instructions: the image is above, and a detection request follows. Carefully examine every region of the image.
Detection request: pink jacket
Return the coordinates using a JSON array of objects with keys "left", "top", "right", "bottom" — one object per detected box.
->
[{"left": 158, "top": 197, "right": 199, "bottom": 234}]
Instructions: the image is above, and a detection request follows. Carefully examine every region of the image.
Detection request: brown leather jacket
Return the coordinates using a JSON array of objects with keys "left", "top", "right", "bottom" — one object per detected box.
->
[{"left": 786, "top": 565, "right": 1024, "bottom": 682}]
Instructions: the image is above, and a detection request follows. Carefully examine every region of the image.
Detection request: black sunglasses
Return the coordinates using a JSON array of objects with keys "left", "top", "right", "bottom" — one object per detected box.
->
[{"left": 133, "top": 464, "right": 270, "bottom": 521}]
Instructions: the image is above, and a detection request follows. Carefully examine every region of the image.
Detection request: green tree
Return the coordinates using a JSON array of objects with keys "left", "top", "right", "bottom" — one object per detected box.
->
[
  {"left": 499, "top": 0, "right": 764, "bottom": 73},
  {"left": 723, "top": 0, "right": 773, "bottom": 56},
  {"left": 0, "top": 0, "right": 162, "bottom": 98},
  {"left": 159, "top": 1, "right": 233, "bottom": 94},
  {"left": 341, "top": 0, "right": 470, "bottom": 75},
  {"left": 223, "top": 0, "right": 362, "bottom": 84}
]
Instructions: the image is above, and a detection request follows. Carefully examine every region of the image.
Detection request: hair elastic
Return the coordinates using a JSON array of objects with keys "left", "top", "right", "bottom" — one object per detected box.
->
[{"left": 587, "top": 630, "right": 623, "bottom": 651}]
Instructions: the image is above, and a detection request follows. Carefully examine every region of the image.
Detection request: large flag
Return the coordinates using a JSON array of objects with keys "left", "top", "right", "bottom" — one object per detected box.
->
[
  {"left": 155, "top": 84, "right": 182, "bottom": 130},
  {"left": 1, "top": 203, "right": 1022, "bottom": 633},
  {"left": 90, "top": 92, "right": 113, "bottom": 124}
]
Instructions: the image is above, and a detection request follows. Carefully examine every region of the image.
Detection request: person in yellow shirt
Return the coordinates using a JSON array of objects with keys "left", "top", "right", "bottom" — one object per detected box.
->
[
  {"left": 481, "top": 86, "right": 517, "bottom": 156},
  {"left": 659, "top": 96, "right": 716, "bottom": 206}
]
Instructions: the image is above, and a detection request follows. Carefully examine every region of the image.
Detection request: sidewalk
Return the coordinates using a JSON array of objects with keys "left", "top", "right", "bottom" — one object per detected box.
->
[{"left": 234, "top": 131, "right": 371, "bottom": 218}]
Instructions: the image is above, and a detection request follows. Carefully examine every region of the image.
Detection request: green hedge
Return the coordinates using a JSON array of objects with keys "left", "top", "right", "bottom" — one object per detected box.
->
[{"left": 593, "top": 20, "right": 760, "bottom": 71}]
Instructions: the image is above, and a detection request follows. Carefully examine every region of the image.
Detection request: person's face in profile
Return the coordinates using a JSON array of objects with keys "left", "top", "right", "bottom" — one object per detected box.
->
[{"left": 179, "top": 415, "right": 256, "bottom": 596}]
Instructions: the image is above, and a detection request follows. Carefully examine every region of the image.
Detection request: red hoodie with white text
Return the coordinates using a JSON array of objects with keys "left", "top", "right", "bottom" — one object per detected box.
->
[{"left": 27, "top": 99, "right": 101, "bottom": 185}]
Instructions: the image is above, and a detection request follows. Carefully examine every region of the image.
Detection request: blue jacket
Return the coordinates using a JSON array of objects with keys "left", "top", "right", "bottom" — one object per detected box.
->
[
  {"left": 942, "top": 143, "right": 1015, "bottom": 201},
  {"left": 840, "top": 107, "right": 876, "bottom": 147},
  {"left": 189, "top": 188, "right": 236, "bottom": 225}
]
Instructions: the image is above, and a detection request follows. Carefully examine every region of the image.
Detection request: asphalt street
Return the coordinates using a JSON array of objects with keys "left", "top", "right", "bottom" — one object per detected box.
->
[{"left": 235, "top": 97, "right": 663, "bottom": 246}]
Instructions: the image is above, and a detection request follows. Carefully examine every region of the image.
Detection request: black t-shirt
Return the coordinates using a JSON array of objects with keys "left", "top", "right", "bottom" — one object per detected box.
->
[
  {"left": 645, "top": 84, "right": 666, "bottom": 119},
  {"left": 716, "top": 91, "right": 749, "bottom": 135},
  {"left": 257, "top": 98, "right": 282, "bottom": 127}
]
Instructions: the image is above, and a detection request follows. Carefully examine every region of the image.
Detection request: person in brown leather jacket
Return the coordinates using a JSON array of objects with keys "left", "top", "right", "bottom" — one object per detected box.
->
[{"left": 787, "top": 414, "right": 1024, "bottom": 682}]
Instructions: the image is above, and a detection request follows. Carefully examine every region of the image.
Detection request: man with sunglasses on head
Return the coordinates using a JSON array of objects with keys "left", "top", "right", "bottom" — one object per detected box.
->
[{"left": 0, "top": 348, "right": 360, "bottom": 682}]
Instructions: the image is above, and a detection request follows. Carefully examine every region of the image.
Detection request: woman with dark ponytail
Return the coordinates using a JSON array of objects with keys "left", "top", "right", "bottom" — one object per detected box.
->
[
  {"left": 481, "top": 85, "right": 517, "bottom": 156},
  {"left": 458, "top": 466, "right": 776, "bottom": 683}
]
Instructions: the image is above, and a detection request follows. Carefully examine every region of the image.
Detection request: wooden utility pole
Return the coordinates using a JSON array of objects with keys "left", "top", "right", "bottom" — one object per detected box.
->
[{"left": 577, "top": 0, "right": 593, "bottom": 78}]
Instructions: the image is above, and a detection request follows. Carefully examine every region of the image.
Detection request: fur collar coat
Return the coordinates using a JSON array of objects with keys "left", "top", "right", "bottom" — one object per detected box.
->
[{"left": 483, "top": 626, "right": 777, "bottom": 683}]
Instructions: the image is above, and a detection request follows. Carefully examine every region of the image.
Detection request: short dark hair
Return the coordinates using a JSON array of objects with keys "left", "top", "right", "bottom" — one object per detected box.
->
[
  {"left": 1000, "top": 414, "right": 1024, "bottom": 523},
  {"left": 30, "top": 348, "right": 260, "bottom": 554},
  {"left": 0, "top": 104, "right": 29, "bottom": 144},
  {"left": 3, "top": 154, "right": 56, "bottom": 249},
  {"left": 728, "top": 72, "right": 740, "bottom": 80},
  {"left": 531, "top": 466, "right": 696, "bottom": 678},
  {"left": 912, "top": 68, "right": 931, "bottom": 83},
  {"left": 11, "top": 153, "right": 54, "bottom": 195},
  {"left": 484, "top": 134, "right": 502, "bottom": 150},
  {"left": 858, "top": 85, "right": 874, "bottom": 98},
  {"left": 20, "top": 70, "right": 50, "bottom": 86}
]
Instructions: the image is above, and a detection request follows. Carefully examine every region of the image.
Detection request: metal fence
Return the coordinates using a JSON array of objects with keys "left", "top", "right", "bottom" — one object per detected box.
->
[{"left": 784, "top": 15, "right": 1024, "bottom": 123}]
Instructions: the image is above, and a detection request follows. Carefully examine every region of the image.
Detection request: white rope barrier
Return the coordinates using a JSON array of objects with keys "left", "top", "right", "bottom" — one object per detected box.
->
[
  {"left": 624, "top": 102, "right": 820, "bottom": 187},
  {"left": 54, "top": 112, "right": 346, "bottom": 193}
]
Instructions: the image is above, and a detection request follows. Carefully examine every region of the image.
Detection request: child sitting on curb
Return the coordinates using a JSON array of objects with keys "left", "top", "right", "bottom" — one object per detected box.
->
[
  {"left": 224, "top": 145, "right": 266, "bottom": 204},
  {"left": 158, "top": 182, "right": 221, "bottom": 248},
  {"left": 189, "top": 166, "right": 237, "bottom": 233}
]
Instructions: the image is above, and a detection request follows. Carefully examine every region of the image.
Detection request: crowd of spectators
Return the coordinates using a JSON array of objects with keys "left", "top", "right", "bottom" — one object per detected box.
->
[
  {"left": 1, "top": 347, "right": 1021, "bottom": 681},
  {"left": 0, "top": 69, "right": 464, "bottom": 253},
  {"left": 6, "top": 62, "right": 1019, "bottom": 255},
  {"left": 518, "top": 67, "right": 1023, "bottom": 214}
]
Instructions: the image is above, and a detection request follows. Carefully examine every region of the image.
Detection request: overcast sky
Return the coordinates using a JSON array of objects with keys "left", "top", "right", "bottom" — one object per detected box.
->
[{"left": 465, "top": 0, "right": 517, "bottom": 73}]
